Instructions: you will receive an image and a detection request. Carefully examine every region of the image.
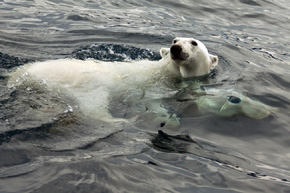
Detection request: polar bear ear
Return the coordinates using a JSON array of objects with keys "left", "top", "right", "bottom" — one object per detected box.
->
[
  {"left": 160, "top": 48, "right": 170, "bottom": 58},
  {"left": 209, "top": 54, "right": 218, "bottom": 69}
]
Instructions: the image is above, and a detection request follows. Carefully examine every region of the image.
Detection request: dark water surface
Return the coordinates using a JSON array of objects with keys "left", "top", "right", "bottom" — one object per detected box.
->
[{"left": 1, "top": 0, "right": 290, "bottom": 192}]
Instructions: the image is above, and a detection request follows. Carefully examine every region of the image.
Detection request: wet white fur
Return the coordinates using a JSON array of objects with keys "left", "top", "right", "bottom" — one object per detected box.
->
[{"left": 9, "top": 58, "right": 172, "bottom": 121}]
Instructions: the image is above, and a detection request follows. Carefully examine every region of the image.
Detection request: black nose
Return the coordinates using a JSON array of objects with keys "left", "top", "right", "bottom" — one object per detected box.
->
[{"left": 170, "top": 45, "right": 182, "bottom": 57}]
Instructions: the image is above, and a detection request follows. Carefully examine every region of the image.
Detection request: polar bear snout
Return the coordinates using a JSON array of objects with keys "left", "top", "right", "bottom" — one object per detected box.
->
[
  {"left": 170, "top": 45, "right": 182, "bottom": 56},
  {"left": 170, "top": 44, "right": 188, "bottom": 61}
]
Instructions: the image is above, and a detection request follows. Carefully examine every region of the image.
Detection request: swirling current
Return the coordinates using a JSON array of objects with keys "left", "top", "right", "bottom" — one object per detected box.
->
[{"left": 1, "top": 0, "right": 290, "bottom": 192}]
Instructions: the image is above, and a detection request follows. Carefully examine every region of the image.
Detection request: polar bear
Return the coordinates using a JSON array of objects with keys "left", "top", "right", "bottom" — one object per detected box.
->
[
  {"left": 8, "top": 38, "right": 275, "bottom": 123},
  {"left": 160, "top": 37, "right": 218, "bottom": 78}
]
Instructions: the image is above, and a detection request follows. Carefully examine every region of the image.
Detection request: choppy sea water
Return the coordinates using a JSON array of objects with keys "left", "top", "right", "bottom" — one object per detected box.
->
[{"left": 1, "top": 0, "right": 290, "bottom": 192}]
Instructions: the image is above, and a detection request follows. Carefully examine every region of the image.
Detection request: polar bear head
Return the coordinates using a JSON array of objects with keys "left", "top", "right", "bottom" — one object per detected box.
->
[{"left": 160, "top": 37, "right": 218, "bottom": 78}]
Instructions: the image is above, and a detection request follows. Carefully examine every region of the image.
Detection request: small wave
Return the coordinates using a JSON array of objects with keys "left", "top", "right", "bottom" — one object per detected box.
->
[
  {"left": 0, "top": 52, "right": 34, "bottom": 69},
  {"left": 72, "top": 43, "right": 161, "bottom": 61}
]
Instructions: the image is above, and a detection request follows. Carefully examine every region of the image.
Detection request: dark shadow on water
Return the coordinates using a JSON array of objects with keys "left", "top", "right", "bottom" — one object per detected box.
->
[{"left": 151, "top": 130, "right": 290, "bottom": 185}]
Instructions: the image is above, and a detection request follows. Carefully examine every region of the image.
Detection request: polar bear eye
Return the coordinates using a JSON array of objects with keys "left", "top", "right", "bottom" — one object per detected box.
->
[
  {"left": 191, "top": 41, "right": 198, "bottom": 46},
  {"left": 173, "top": 39, "right": 178, "bottom": 44}
]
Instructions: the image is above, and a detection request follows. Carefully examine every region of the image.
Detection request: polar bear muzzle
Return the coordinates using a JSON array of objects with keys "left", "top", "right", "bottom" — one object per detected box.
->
[{"left": 170, "top": 44, "right": 189, "bottom": 61}]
